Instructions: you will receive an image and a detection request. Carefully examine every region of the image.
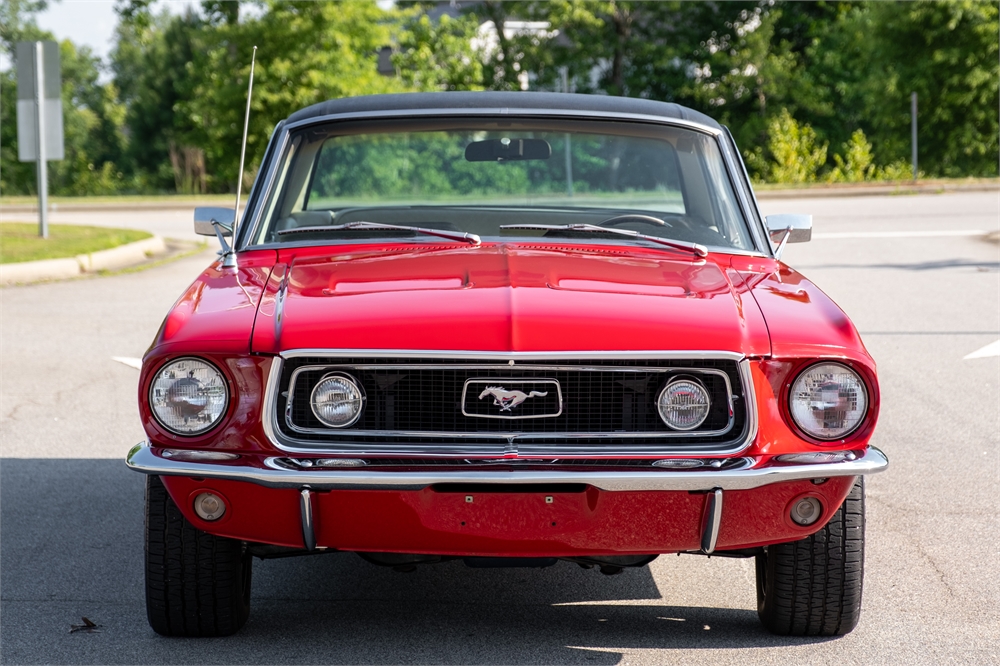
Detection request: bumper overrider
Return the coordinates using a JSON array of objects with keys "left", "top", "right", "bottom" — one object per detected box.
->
[{"left": 127, "top": 443, "right": 887, "bottom": 556}]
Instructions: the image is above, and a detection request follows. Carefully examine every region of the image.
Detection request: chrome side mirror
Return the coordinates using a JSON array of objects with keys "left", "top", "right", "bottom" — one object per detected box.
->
[
  {"left": 194, "top": 207, "right": 235, "bottom": 237},
  {"left": 765, "top": 214, "right": 813, "bottom": 243},
  {"left": 194, "top": 206, "right": 238, "bottom": 267},
  {"left": 765, "top": 214, "right": 812, "bottom": 260}
]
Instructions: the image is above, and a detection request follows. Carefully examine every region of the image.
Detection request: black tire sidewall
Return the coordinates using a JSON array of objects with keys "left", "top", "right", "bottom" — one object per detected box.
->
[{"left": 144, "top": 476, "right": 252, "bottom": 636}]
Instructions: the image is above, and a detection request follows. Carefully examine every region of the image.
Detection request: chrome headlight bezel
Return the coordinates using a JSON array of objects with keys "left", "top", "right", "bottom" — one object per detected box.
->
[
  {"left": 148, "top": 357, "right": 230, "bottom": 436},
  {"left": 787, "top": 361, "right": 869, "bottom": 442},
  {"left": 310, "top": 372, "right": 366, "bottom": 428},
  {"left": 656, "top": 376, "right": 712, "bottom": 431}
]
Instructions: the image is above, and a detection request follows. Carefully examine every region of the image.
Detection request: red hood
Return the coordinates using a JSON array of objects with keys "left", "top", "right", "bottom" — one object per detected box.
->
[{"left": 250, "top": 243, "right": 770, "bottom": 355}]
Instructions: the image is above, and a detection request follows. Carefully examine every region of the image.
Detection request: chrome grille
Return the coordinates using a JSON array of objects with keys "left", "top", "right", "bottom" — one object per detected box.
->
[{"left": 268, "top": 355, "right": 752, "bottom": 454}]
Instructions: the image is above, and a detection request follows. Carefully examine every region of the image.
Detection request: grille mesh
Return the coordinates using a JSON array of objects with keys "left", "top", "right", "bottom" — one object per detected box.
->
[{"left": 275, "top": 357, "right": 747, "bottom": 448}]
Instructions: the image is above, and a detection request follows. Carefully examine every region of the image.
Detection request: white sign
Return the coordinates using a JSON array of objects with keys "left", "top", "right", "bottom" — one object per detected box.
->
[{"left": 16, "top": 41, "right": 64, "bottom": 162}]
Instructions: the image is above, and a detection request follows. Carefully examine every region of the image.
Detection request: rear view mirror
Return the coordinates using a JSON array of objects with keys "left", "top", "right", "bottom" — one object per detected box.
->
[
  {"left": 765, "top": 214, "right": 812, "bottom": 243},
  {"left": 194, "top": 207, "right": 235, "bottom": 236},
  {"left": 465, "top": 138, "right": 551, "bottom": 162}
]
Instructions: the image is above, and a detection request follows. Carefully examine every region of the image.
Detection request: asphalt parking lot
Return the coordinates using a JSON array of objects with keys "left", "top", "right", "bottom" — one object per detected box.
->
[{"left": 1, "top": 191, "right": 998, "bottom": 665}]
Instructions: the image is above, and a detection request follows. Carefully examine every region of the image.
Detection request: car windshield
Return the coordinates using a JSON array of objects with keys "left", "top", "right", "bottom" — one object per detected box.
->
[{"left": 250, "top": 118, "right": 756, "bottom": 252}]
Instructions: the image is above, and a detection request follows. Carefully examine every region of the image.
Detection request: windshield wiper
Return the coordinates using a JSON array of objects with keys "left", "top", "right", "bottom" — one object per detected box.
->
[
  {"left": 499, "top": 223, "right": 708, "bottom": 258},
  {"left": 276, "top": 221, "right": 481, "bottom": 246}
]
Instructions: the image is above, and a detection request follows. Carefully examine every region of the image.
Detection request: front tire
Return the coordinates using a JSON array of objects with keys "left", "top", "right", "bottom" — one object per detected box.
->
[
  {"left": 145, "top": 475, "right": 252, "bottom": 636},
  {"left": 755, "top": 478, "right": 865, "bottom": 636}
]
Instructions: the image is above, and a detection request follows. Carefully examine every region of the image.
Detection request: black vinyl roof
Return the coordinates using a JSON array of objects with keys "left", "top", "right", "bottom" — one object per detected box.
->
[{"left": 286, "top": 92, "right": 722, "bottom": 130}]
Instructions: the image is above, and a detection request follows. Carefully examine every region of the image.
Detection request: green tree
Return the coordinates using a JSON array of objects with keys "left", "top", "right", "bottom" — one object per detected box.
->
[
  {"left": 1, "top": 3, "right": 128, "bottom": 196},
  {"left": 796, "top": 1, "right": 997, "bottom": 177},
  {"left": 393, "top": 12, "right": 484, "bottom": 91},
  {"left": 0, "top": 0, "right": 52, "bottom": 53},
  {"left": 107, "top": 0, "right": 413, "bottom": 193},
  {"left": 508, "top": 1, "right": 708, "bottom": 96},
  {"left": 753, "top": 108, "right": 829, "bottom": 183},
  {"left": 827, "top": 129, "right": 876, "bottom": 183},
  {"left": 177, "top": 0, "right": 407, "bottom": 191},
  {"left": 111, "top": 7, "right": 203, "bottom": 191},
  {"left": 7, "top": 0, "right": 994, "bottom": 196},
  {"left": 866, "top": 0, "right": 998, "bottom": 176}
]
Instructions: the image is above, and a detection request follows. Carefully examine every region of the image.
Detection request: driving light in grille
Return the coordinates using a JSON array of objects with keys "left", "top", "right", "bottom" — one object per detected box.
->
[
  {"left": 149, "top": 358, "right": 228, "bottom": 435},
  {"left": 657, "top": 378, "right": 711, "bottom": 430},
  {"left": 310, "top": 373, "right": 365, "bottom": 428},
  {"left": 789, "top": 363, "right": 868, "bottom": 441}
]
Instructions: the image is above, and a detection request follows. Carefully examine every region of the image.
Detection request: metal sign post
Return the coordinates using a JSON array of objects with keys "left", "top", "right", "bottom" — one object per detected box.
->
[
  {"left": 16, "top": 41, "right": 64, "bottom": 239},
  {"left": 911, "top": 92, "right": 918, "bottom": 183},
  {"left": 34, "top": 43, "right": 49, "bottom": 238}
]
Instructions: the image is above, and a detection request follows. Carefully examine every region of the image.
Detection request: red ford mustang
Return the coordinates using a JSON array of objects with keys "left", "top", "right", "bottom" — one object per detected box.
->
[{"left": 127, "top": 92, "right": 887, "bottom": 637}]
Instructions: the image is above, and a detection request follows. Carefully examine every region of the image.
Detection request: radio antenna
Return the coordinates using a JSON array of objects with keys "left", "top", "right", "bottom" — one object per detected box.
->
[{"left": 226, "top": 45, "right": 257, "bottom": 267}]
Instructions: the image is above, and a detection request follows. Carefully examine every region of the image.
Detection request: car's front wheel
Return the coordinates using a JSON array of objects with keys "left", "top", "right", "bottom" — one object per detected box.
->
[
  {"left": 755, "top": 478, "right": 865, "bottom": 636},
  {"left": 144, "top": 475, "right": 252, "bottom": 636}
]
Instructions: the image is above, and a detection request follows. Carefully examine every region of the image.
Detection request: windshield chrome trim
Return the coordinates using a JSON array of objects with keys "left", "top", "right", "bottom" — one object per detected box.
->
[
  {"left": 721, "top": 127, "right": 772, "bottom": 257},
  {"left": 234, "top": 119, "right": 283, "bottom": 251},
  {"left": 717, "top": 137, "right": 761, "bottom": 254},
  {"left": 241, "top": 110, "right": 729, "bottom": 247},
  {"left": 282, "top": 108, "right": 725, "bottom": 137},
  {"left": 240, "top": 126, "right": 291, "bottom": 251},
  {"left": 260, "top": 352, "right": 757, "bottom": 457}
]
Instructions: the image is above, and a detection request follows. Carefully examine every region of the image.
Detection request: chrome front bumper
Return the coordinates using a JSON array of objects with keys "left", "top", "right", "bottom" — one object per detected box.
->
[{"left": 126, "top": 443, "right": 888, "bottom": 492}]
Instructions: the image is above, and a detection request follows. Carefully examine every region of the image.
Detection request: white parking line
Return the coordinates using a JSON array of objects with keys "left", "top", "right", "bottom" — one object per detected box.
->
[
  {"left": 813, "top": 230, "right": 987, "bottom": 239},
  {"left": 111, "top": 356, "right": 143, "bottom": 370},
  {"left": 963, "top": 340, "right": 1000, "bottom": 360}
]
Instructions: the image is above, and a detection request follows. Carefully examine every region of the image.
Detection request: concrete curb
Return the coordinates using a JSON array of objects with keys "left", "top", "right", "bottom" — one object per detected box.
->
[
  {"left": 0, "top": 257, "right": 81, "bottom": 285},
  {"left": 75, "top": 236, "right": 166, "bottom": 272},
  {"left": 1, "top": 235, "right": 166, "bottom": 286}
]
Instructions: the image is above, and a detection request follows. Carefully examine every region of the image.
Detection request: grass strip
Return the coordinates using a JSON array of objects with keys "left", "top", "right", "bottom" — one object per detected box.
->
[{"left": 0, "top": 223, "right": 152, "bottom": 264}]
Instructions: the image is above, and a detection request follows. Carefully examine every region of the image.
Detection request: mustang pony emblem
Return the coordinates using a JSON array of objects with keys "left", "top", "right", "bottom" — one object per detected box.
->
[{"left": 478, "top": 386, "right": 548, "bottom": 412}]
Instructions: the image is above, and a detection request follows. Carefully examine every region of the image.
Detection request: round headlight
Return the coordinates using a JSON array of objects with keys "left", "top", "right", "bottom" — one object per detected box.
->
[
  {"left": 149, "top": 358, "right": 229, "bottom": 435},
  {"left": 789, "top": 362, "right": 868, "bottom": 441},
  {"left": 310, "top": 373, "right": 365, "bottom": 428},
  {"left": 657, "top": 378, "right": 711, "bottom": 431}
]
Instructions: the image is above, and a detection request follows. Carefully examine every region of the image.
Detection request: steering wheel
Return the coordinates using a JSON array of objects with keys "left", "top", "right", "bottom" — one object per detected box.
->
[{"left": 599, "top": 214, "right": 671, "bottom": 228}]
